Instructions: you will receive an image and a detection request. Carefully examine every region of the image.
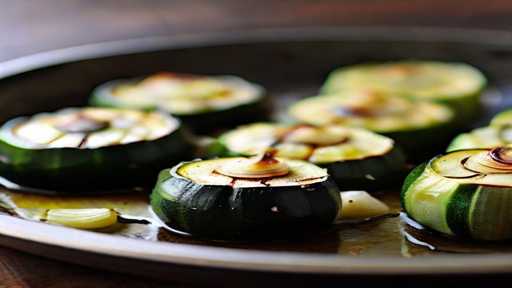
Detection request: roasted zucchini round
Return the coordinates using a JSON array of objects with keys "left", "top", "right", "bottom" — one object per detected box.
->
[
  {"left": 288, "top": 91, "right": 454, "bottom": 160},
  {"left": 90, "top": 72, "right": 268, "bottom": 132},
  {"left": 320, "top": 61, "right": 486, "bottom": 123},
  {"left": 151, "top": 152, "right": 341, "bottom": 239},
  {"left": 447, "top": 126, "right": 512, "bottom": 151},
  {"left": 402, "top": 147, "right": 512, "bottom": 240},
  {"left": 0, "top": 107, "right": 191, "bottom": 190},
  {"left": 447, "top": 109, "right": 512, "bottom": 151},
  {"left": 490, "top": 109, "right": 512, "bottom": 127},
  {"left": 208, "top": 123, "right": 406, "bottom": 190}
]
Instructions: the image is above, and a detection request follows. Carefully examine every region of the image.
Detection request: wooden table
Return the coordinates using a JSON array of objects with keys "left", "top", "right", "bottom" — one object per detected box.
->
[{"left": 1, "top": 1, "right": 512, "bottom": 287}]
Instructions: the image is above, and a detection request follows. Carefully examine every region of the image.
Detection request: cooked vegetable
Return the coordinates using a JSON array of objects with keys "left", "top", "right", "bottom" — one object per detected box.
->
[
  {"left": 321, "top": 61, "right": 486, "bottom": 123},
  {"left": 90, "top": 73, "right": 268, "bottom": 132},
  {"left": 401, "top": 147, "right": 512, "bottom": 240},
  {"left": 338, "top": 191, "right": 390, "bottom": 220},
  {"left": 447, "top": 126, "right": 512, "bottom": 151},
  {"left": 447, "top": 109, "right": 512, "bottom": 151},
  {"left": 288, "top": 91, "right": 454, "bottom": 160},
  {"left": 0, "top": 107, "right": 191, "bottom": 191},
  {"left": 151, "top": 151, "right": 341, "bottom": 239},
  {"left": 209, "top": 123, "right": 405, "bottom": 190},
  {"left": 46, "top": 208, "right": 118, "bottom": 230},
  {"left": 0, "top": 192, "right": 157, "bottom": 237},
  {"left": 491, "top": 109, "right": 512, "bottom": 127}
]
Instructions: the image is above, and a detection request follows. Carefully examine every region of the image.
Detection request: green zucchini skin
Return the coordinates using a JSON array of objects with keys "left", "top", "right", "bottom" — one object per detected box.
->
[
  {"left": 0, "top": 117, "right": 192, "bottom": 191},
  {"left": 400, "top": 162, "right": 427, "bottom": 209},
  {"left": 385, "top": 123, "right": 457, "bottom": 162},
  {"left": 401, "top": 152, "right": 512, "bottom": 241},
  {"left": 90, "top": 79, "right": 271, "bottom": 133},
  {"left": 209, "top": 139, "right": 406, "bottom": 191},
  {"left": 150, "top": 163, "right": 341, "bottom": 239},
  {"left": 321, "top": 146, "right": 406, "bottom": 190}
]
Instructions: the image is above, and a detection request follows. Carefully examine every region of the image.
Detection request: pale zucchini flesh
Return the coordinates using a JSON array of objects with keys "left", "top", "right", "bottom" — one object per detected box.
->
[
  {"left": 0, "top": 107, "right": 191, "bottom": 190},
  {"left": 446, "top": 126, "right": 512, "bottom": 151},
  {"left": 321, "top": 61, "right": 486, "bottom": 102},
  {"left": 176, "top": 157, "right": 329, "bottom": 188},
  {"left": 211, "top": 123, "right": 405, "bottom": 190},
  {"left": 288, "top": 91, "right": 454, "bottom": 134},
  {"left": 4, "top": 107, "right": 178, "bottom": 149},
  {"left": 490, "top": 109, "right": 512, "bottom": 127},
  {"left": 217, "top": 123, "right": 395, "bottom": 164}
]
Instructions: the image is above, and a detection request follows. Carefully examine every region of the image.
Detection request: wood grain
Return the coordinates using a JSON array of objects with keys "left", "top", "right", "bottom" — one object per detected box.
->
[
  {"left": 1, "top": 0, "right": 512, "bottom": 287},
  {"left": 0, "top": 246, "right": 173, "bottom": 288}
]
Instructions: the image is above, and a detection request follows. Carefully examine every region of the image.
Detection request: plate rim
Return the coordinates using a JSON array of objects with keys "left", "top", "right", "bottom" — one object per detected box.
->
[
  {"left": 2, "top": 214, "right": 512, "bottom": 275},
  {"left": 2, "top": 26, "right": 512, "bottom": 275},
  {"left": 2, "top": 26, "right": 512, "bottom": 79}
]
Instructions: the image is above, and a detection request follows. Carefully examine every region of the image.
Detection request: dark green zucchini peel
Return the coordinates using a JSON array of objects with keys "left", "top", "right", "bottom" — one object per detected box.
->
[
  {"left": 209, "top": 123, "right": 406, "bottom": 190},
  {"left": 288, "top": 91, "right": 455, "bottom": 161},
  {"left": 402, "top": 147, "right": 512, "bottom": 240},
  {"left": 90, "top": 72, "right": 268, "bottom": 132},
  {"left": 0, "top": 107, "right": 191, "bottom": 191},
  {"left": 151, "top": 152, "right": 341, "bottom": 239}
]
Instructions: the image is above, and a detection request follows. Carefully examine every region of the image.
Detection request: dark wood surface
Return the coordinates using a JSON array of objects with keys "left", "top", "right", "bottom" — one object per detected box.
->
[{"left": 1, "top": 1, "right": 512, "bottom": 287}]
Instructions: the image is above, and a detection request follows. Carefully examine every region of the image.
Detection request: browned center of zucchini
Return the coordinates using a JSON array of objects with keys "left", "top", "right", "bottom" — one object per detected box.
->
[
  {"left": 331, "top": 90, "right": 406, "bottom": 118},
  {"left": 215, "top": 149, "right": 290, "bottom": 179},
  {"left": 284, "top": 126, "right": 349, "bottom": 146},
  {"left": 334, "top": 106, "right": 374, "bottom": 117},
  {"left": 55, "top": 114, "right": 109, "bottom": 133}
]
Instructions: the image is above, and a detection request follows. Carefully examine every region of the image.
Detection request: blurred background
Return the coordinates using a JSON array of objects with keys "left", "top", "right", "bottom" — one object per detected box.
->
[
  {"left": 1, "top": 1, "right": 512, "bottom": 287},
  {"left": 2, "top": 0, "right": 511, "bottom": 61}
]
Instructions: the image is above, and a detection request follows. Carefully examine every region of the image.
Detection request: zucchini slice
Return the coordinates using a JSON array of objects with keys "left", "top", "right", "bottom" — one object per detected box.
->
[
  {"left": 150, "top": 153, "right": 341, "bottom": 239},
  {"left": 0, "top": 107, "right": 191, "bottom": 191},
  {"left": 490, "top": 109, "right": 512, "bottom": 127},
  {"left": 321, "top": 61, "right": 486, "bottom": 122},
  {"left": 90, "top": 72, "right": 268, "bottom": 132},
  {"left": 209, "top": 123, "right": 406, "bottom": 190},
  {"left": 447, "top": 126, "right": 512, "bottom": 151},
  {"left": 288, "top": 91, "right": 454, "bottom": 160},
  {"left": 401, "top": 147, "right": 512, "bottom": 240},
  {"left": 447, "top": 109, "right": 512, "bottom": 151}
]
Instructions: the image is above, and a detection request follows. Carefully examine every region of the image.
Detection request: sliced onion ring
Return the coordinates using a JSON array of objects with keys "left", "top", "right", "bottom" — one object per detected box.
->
[
  {"left": 489, "top": 147, "right": 512, "bottom": 165},
  {"left": 55, "top": 115, "right": 109, "bottom": 133},
  {"left": 463, "top": 148, "right": 512, "bottom": 175},
  {"left": 216, "top": 149, "right": 290, "bottom": 179}
]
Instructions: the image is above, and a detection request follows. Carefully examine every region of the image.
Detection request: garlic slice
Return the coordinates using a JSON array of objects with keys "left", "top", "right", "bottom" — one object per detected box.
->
[
  {"left": 338, "top": 191, "right": 390, "bottom": 220},
  {"left": 46, "top": 208, "right": 118, "bottom": 230}
]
